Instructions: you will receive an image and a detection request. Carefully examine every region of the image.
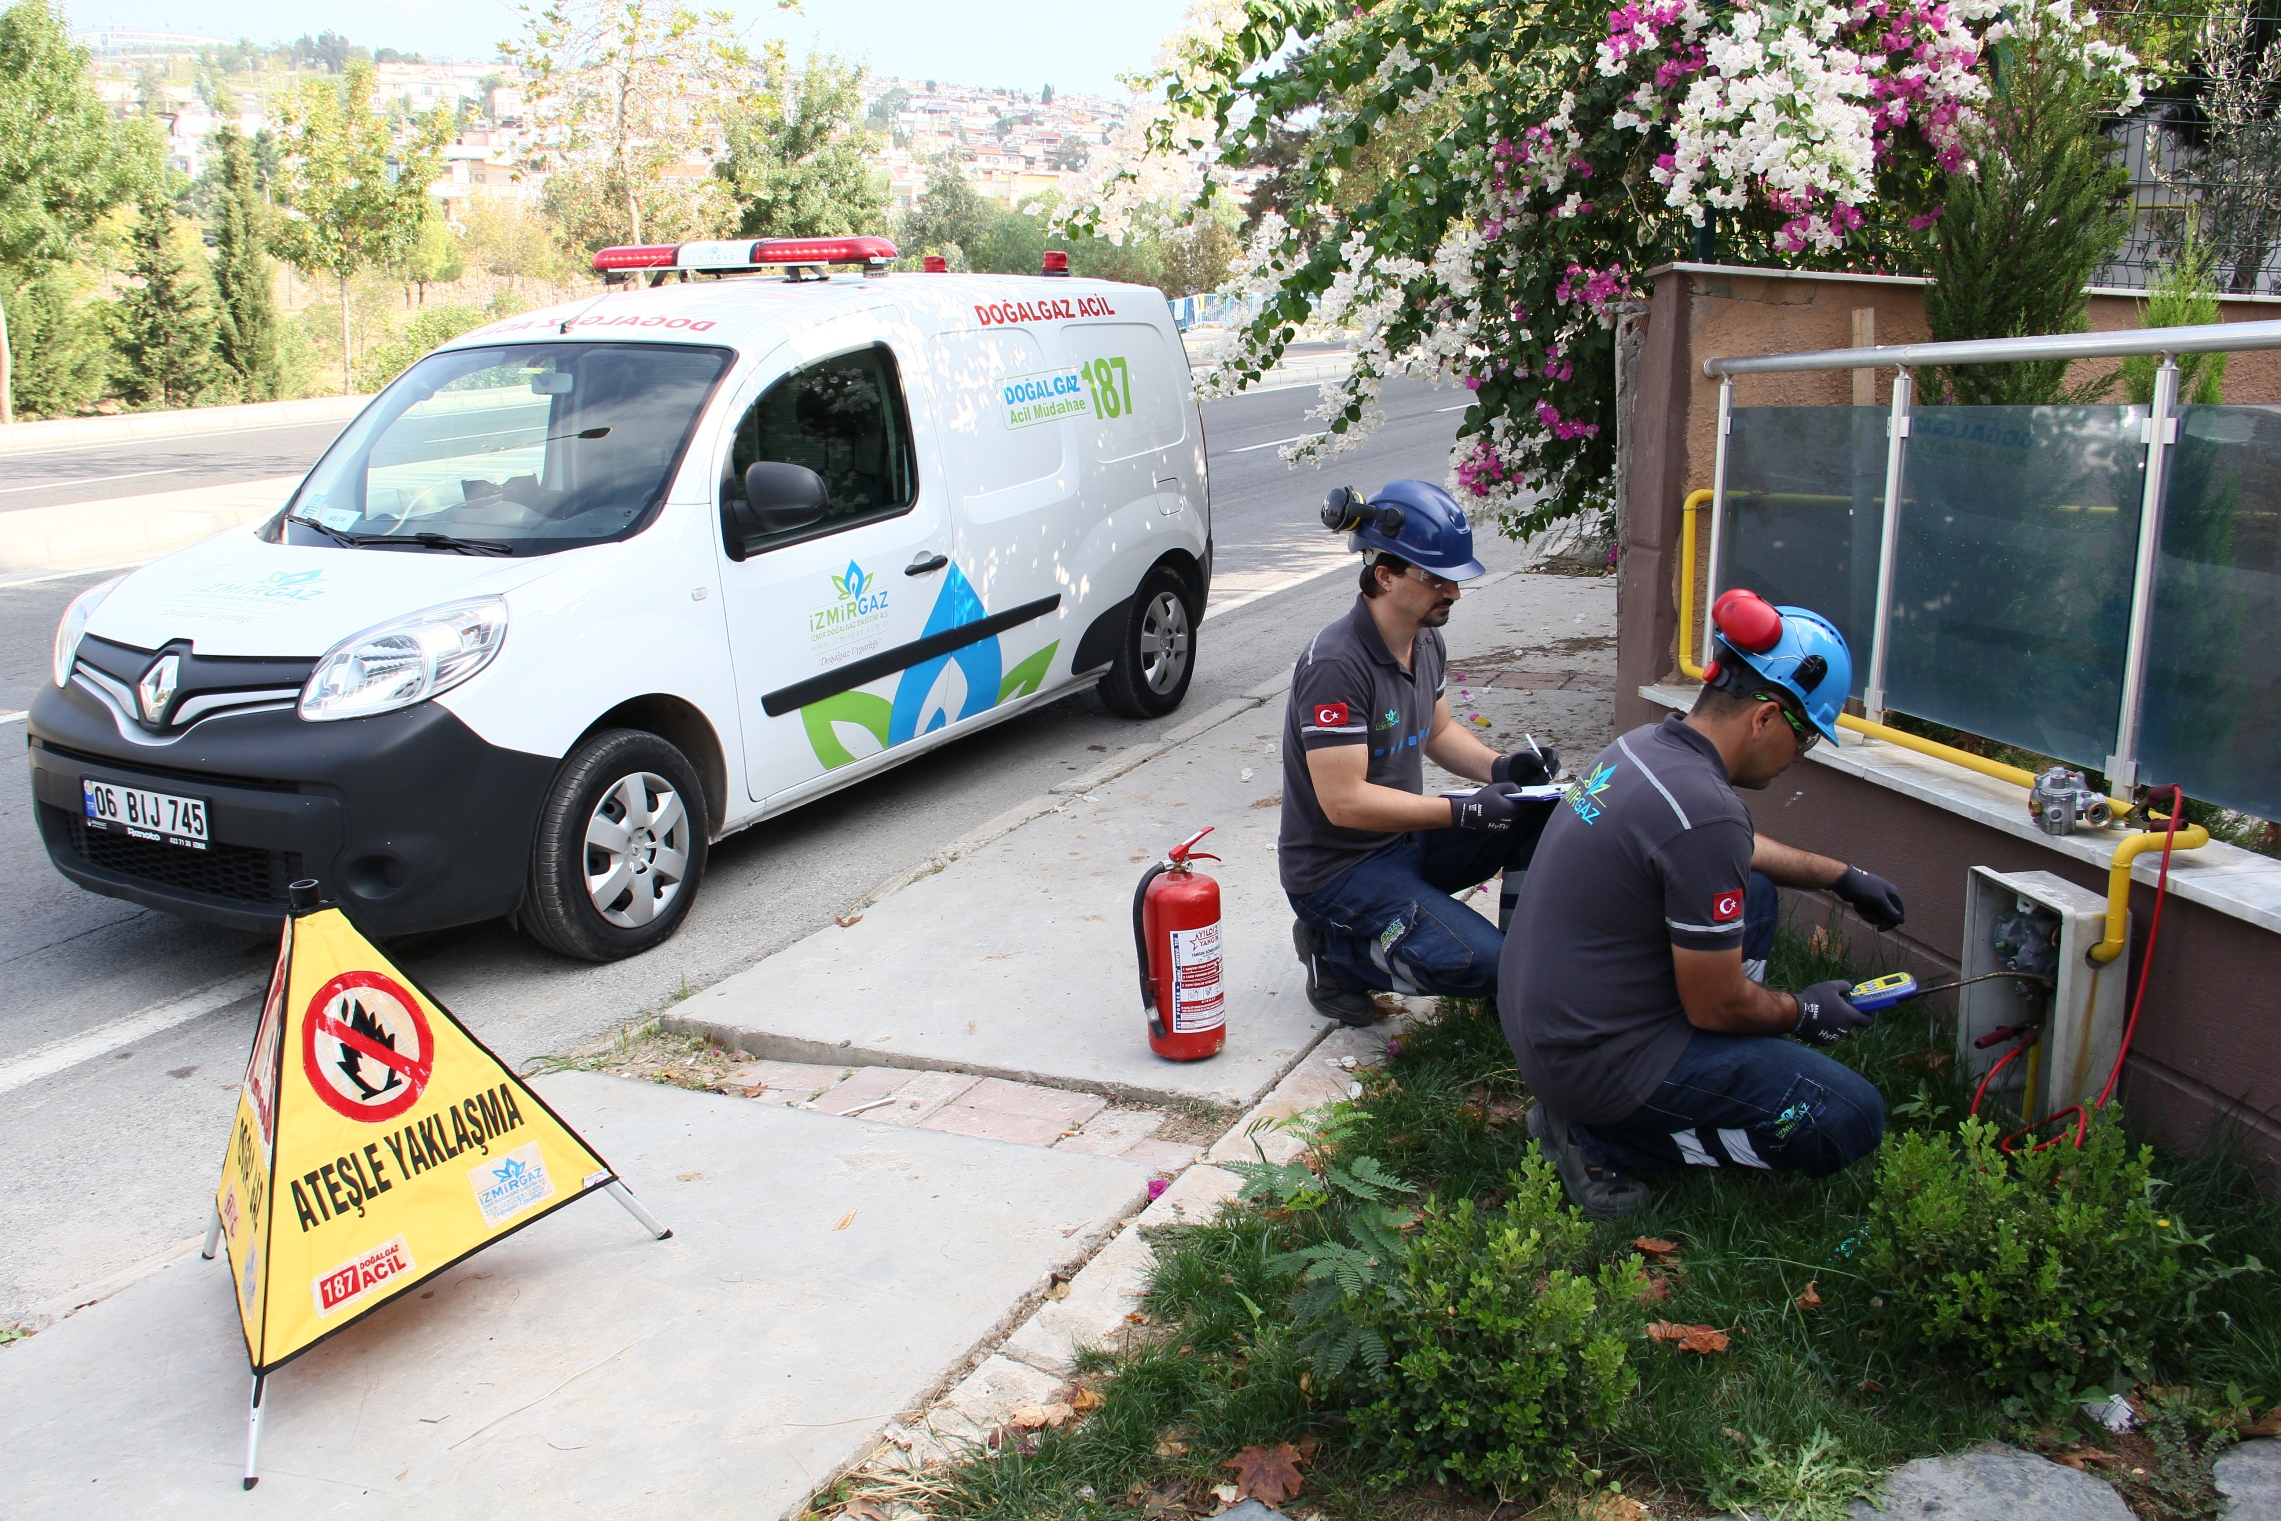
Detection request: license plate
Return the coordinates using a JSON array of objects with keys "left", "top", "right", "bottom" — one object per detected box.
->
[{"left": 82, "top": 778, "right": 209, "bottom": 849}]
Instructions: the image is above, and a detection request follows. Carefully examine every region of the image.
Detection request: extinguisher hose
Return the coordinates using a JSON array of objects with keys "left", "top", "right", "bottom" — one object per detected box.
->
[{"left": 1133, "top": 862, "right": 1169, "bottom": 1039}]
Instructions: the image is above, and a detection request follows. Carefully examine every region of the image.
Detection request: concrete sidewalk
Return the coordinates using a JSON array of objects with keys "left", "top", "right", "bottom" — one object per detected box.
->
[
  {"left": 0, "top": 1073, "right": 1149, "bottom": 1519},
  {"left": 0, "top": 474, "right": 298, "bottom": 580}
]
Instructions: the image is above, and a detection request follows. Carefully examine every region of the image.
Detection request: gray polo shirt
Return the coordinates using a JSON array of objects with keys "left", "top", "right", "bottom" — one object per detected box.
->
[
  {"left": 1497, "top": 715, "right": 1755, "bottom": 1124},
  {"left": 1278, "top": 595, "right": 1446, "bottom": 896}
]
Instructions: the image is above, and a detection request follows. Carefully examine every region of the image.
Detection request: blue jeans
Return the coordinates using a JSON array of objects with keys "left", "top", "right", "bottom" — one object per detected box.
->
[
  {"left": 1575, "top": 1026, "right": 1886, "bottom": 1177},
  {"left": 1287, "top": 807, "right": 1551, "bottom": 998}
]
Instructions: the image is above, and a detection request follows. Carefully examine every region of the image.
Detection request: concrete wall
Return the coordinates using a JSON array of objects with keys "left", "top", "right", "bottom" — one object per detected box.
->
[{"left": 1616, "top": 263, "right": 2281, "bottom": 1187}]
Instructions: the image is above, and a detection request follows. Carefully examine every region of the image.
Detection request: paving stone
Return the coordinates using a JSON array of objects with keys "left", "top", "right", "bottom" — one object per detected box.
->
[
  {"left": 1053, "top": 1108, "right": 1164, "bottom": 1156},
  {"left": 912, "top": 1353, "right": 1067, "bottom": 1458},
  {"left": 1116, "top": 1138, "right": 1201, "bottom": 1171},
  {"left": 2218, "top": 1438, "right": 2281, "bottom": 1519},
  {"left": 843, "top": 1070, "right": 987, "bottom": 1128},
  {"left": 720, "top": 1058, "right": 850, "bottom": 1105},
  {"left": 805, "top": 1063, "right": 923, "bottom": 1115},
  {"left": 1222, "top": 1505, "right": 1291, "bottom": 1521},
  {"left": 1207, "top": 1022, "right": 1405, "bottom": 1168},
  {"left": 920, "top": 1078, "right": 1107, "bottom": 1145},
  {"left": 998, "top": 1165, "right": 1243, "bottom": 1376},
  {"left": 1846, "top": 1444, "right": 2134, "bottom": 1520}
]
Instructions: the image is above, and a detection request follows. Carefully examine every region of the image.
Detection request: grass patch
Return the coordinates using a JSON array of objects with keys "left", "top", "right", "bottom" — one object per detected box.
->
[{"left": 898, "top": 911, "right": 2280, "bottom": 1521}]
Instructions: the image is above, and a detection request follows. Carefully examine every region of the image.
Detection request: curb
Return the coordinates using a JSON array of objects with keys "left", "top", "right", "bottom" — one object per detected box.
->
[{"left": 0, "top": 395, "right": 369, "bottom": 453}]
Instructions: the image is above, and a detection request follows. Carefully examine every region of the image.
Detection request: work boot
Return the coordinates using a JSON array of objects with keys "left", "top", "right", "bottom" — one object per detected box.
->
[
  {"left": 1527, "top": 1103, "right": 1652, "bottom": 1219},
  {"left": 1292, "top": 920, "right": 1379, "bottom": 1027}
]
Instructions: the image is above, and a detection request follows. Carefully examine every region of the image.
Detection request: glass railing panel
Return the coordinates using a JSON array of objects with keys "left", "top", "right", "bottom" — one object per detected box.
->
[
  {"left": 1716, "top": 406, "right": 1889, "bottom": 697},
  {"left": 2138, "top": 405, "right": 2281, "bottom": 819},
  {"left": 1885, "top": 406, "right": 2147, "bottom": 769}
]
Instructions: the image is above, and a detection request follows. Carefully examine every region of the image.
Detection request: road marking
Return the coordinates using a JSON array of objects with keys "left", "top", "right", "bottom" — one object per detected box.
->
[
  {"left": 1437, "top": 404, "right": 1469, "bottom": 412},
  {"left": 1228, "top": 433, "right": 1308, "bottom": 454},
  {"left": 0, "top": 560, "right": 152, "bottom": 589},
  {"left": 0, "top": 974, "right": 263, "bottom": 1096},
  {"left": 0, "top": 710, "right": 25, "bottom": 724},
  {"left": 0, "top": 467, "right": 182, "bottom": 495},
  {"left": 1204, "top": 557, "right": 1352, "bottom": 622}
]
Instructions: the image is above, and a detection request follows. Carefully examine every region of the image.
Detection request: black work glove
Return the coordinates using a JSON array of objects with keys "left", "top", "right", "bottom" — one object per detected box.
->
[
  {"left": 1492, "top": 746, "right": 1561, "bottom": 786},
  {"left": 1451, "top": 781, "right": 1526, "bottom": 832},
  {"left": 1833, "top": 865, "right": 1906, "bottom": 930},
  {"left": 1793, "top": 980, "right": 1872, "bottom": 1045}
]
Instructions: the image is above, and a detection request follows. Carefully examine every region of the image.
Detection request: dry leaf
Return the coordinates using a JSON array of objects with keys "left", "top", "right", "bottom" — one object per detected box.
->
[
  {"left": 1154, "top": 1436, "right": 1189, "bottom": 1458},
  {"left": 838, "top": 1500, "right": 893, "bottom": 1521},
  {"left": 1223, "top": 1442, "right": 1307, "bottom": 1506},
  {"left": 1129, "top": 1479, "right": 1187, "bottom": 1517},
  {"left": 1646, "top": 1321, "right": 1730, "bottom": 1353},
  {"left": 833, "top": 1210, "right": 857, "bottom": 1231},
  {"left": 1638, "top": 1276, "right": 1672, "bottom": 1303},
  {"left": 2053, "top": 1448, "right": 2119, "bottom": 1471},
  {"left": 1211, "top": 1483, "right": 1242, "bottom": 1506},
  {"left": 1632, "top": 1237, "right": 1680, "bottom": 1261},
  {"left": 1007, "top": 1401, "right": 1075, "bottom": 1430},
  {"left": 1796, "top": 1281, "right": 1823, "bottom": 1310},
  {"left": 2242, "top": 1405, "right": 2281, "bottom": 1439},
  {"left": 1125, "top": 1311, "right": 1152, "bottom": 1325},
  {"left": 1577, "top": 1496, "right": 1650, "bottom": 1521},
  {"left": 740, "top": 1083, "right": 768, "bottom": 1099},
  {"left": 1071, "top": 1387, "right": 1105, "bottom": 1412},
  {"left": 834, "top": 914, "right": 864, "bottom": 928}
]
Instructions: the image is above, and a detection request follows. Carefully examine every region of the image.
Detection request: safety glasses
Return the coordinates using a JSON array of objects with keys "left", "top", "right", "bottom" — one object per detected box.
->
[
  {"left": 1401, "top": 564, "right": 1461, "bottom": 593},
  {"left": 1752, "top": 690, "right": 1821, "bottom": 755}
]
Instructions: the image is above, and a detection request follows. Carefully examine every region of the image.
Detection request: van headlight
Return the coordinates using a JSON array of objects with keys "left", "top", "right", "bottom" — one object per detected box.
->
[
  {"left": 299, "top": 598, "right": 509, "bottom": 722},
  {"left": 52, "top": 574, "right": 126, "bottom": 689}
]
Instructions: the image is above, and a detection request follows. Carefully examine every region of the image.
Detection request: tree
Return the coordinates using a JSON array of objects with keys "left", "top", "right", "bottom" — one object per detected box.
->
[
  {"left": 2160, "top": 7, "right": 2281, "bottom": 293},
  {"left": 1041, "top": 83, "right": 1053, "bottom": 105},
  {"left": 1158, "top": 217, "right": 1236, "bottom": 297},
  {"left": 116, "top": 199, "right": 220, "bottom": 409},
  {"left": 1925, "top": 13, "right": 2136, "bottom": 405},
  {"left": 2122, "top": 224, "right": 2229, "bottom": 404},
  {"left": 0, "top": 0, "right": 161, "bottom": 422},
  {"left": 395, "top": 217, "right": 466, "bottom": 305},
  {"left": 462, "top": 195, "right": 580, "bottom": 295},
  {"left": 271, "top": 60, "right": 452, "bottom": 395},
  {"left": 898, "top": 160, "right": 995, "bottom": 266},
  {"left": 209, "top": 125, "right": 284, "bottom": 401},
  {"left": 0, "top": 265, "right": 109, "bottom": 418},
  {"left": 503, "top": 0, "right": 752, "bottom": 249},
  {"left": 718, "top": 48, "right": 888, "bottom": 239}
]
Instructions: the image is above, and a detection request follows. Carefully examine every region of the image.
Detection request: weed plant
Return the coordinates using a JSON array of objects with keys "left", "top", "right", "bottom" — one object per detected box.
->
[{"left": 928, "top": 913, "right": 2281, "bottom": 1521}]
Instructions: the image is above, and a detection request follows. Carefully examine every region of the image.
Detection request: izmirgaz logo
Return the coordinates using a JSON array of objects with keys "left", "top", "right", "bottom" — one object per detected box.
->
[{"left": 810, "top": 559, "right": 891, "bottom": 662}]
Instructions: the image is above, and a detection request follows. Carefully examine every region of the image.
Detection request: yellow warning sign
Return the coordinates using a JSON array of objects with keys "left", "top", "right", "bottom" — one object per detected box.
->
[{"left": 214, "top": 905, "right": 616, "bottom": 1373}]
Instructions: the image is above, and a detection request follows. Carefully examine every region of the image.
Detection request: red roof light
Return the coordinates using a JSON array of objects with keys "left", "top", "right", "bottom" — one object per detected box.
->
[
  {"left": 1041, "top": 250, "right": 1071, "bottom": 277},
  {"left": 591, "top": 244, "right": 678, "bottom": 272},
  {"left": 751, "top": 236, "right": 899, "bottom": 266},
  {"left": 922, "top": 255, "right": 948, "bottom": 273},
  {"left": 590, "top": 236, "right": 900, "bottom": 276}
]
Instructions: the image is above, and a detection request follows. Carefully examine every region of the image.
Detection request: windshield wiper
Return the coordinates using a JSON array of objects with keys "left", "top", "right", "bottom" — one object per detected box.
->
[
  {"left": 284, "top": 511, "right": 360, "bottom": 548},
  {"left": 353, "top": 531, "right": 516, "bottom": 557}
]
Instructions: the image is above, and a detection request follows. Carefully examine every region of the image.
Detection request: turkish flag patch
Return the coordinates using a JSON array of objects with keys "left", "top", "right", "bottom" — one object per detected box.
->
[
  {"left": 1313, "top": 702, "right": 1351, "bottom": 728},
  {"left": 1712, "top": 889, "right": 1745, "bottom": 923}
]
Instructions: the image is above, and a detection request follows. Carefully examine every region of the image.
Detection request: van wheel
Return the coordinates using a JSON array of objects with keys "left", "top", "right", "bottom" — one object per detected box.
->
[
  {"left": 1099, "top": 563, "right": 1197, "bottom": 719},
  {"left": 524, "top": 729, "right": 709, "bottom": 962}
]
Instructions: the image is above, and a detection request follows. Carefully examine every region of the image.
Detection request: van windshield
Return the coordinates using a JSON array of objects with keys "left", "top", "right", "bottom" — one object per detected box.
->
[{"left": 276, "top": 342, "right": 732, "bottom": 556}]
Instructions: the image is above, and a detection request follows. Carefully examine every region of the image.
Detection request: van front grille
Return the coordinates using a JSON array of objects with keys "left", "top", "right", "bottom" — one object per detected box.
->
[{"left": 52, "top": 806, "right": 300, "bottom": 907}]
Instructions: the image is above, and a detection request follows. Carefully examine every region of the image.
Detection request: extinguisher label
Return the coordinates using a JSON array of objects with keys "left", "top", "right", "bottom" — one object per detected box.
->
[{"left": 1168, "top": 922, "right": 1226, "bottom": 1033}]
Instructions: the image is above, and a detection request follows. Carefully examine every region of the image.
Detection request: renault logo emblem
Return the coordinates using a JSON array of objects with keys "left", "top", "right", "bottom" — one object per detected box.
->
[{"left": 138, "top": 654, "right": 180, "bottom": 726}]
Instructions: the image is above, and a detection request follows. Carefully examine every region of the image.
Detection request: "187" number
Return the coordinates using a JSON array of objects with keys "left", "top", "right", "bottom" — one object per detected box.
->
[{"left": 1080, "top": 357, "right": 1132, "bottom": 420}]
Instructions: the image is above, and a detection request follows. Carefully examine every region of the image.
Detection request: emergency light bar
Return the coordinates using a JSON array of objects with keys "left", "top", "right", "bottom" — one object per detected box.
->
[{"left": 591, "top": 236, "right": 899, "bottom": 277}]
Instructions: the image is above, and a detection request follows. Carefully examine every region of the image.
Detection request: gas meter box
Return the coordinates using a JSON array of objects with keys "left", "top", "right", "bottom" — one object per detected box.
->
[
  {"left": 29, "top": 238, "right": 1211, "bottom": 962},
  {"left": 1958, "top": 867, "right": 2130, "bottom": 1116}
]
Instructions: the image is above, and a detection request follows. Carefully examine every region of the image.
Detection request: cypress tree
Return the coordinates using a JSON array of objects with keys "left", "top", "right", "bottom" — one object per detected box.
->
[
  {"left": 1923, "top": 31, "right": 2132, "bottom": 406},
  {"left": 210, "top": 124, "right": 282, "bottom": 400},
  {"left": 116, "top": 198, "right": 219, "bottom": 409}
]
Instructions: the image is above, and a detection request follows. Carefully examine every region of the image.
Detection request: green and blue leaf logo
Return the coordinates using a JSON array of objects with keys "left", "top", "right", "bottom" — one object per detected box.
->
[
  {"left": 830, "top": 561, "right": 873, "bottom": 602},
  {"left": 1567, "top": 761, "right": 1616, "bottom": 825}
]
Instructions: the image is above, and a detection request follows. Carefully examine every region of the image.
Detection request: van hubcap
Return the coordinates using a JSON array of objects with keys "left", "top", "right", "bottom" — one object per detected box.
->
[
  {"left": 1138, "top": 590, "right": 1191, "bottom": 694},
  {"left": 584, "top": 771, "right": 689, "bottom": 928}
]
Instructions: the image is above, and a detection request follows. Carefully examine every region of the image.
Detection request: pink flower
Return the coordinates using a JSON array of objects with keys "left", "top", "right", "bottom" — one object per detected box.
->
[{"left": 1147, "top": 1178, "right": 1170, "bottom": 1200}]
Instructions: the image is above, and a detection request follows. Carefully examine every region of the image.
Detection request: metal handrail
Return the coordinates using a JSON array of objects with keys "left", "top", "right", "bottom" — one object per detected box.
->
[{"left": 1703, "top": 315, "right": 2281, "bottom": 376}]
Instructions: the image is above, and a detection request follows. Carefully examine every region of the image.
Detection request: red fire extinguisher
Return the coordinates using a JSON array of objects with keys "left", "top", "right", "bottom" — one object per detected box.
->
[{"left": 1133, "top": 826, "right": 1227, "bottom": 1062}]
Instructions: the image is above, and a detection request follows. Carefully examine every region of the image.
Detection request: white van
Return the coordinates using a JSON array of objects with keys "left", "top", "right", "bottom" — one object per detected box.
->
[{"left": 31, "top": 238, "right": 1210, "bottom": 960}]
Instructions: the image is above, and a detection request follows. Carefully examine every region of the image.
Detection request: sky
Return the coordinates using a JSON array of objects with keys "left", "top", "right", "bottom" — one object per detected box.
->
[{"left": 62, "top": 0, "right": 1192, "bottom": 98}]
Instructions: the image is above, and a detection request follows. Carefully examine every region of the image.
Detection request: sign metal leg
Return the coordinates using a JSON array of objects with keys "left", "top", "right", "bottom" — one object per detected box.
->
[
  {"left": 200, "top": 1206, "right": 224, "bottom": 1261},
  {"left": 604, "top": 1181, "right": 672, "bottom": 1239},
  {"left": 243, "top": 1373, "right": 266, "bottom": 1490}
]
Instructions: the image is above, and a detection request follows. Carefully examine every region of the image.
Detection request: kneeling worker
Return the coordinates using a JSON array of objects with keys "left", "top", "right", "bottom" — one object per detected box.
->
[
  {"left": 1499, "top": 592, "right": 1908, "bottom": 1216},
  {"left": 1281, "top": 481, "right": 1560, "bottom": 1026}
]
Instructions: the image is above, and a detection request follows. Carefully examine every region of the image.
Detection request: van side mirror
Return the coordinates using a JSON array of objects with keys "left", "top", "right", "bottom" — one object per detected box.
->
[{"left": 720, "top": 462, "right": 830, "bottom": 561}]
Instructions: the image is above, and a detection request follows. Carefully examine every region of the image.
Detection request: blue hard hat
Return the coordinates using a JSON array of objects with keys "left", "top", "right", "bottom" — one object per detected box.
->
[
  {"left": 1706, "top": 589, "right": 1852, "bottom": 746},
  {"left": 1332, "top": 479, "right": 1487, "bottom": 581}
]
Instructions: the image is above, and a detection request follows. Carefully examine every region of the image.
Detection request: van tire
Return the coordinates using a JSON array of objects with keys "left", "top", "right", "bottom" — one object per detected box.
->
[
  {"left": 1099, "top": 562, "right": 1198, "bottom": 719},
  {"left": 524, "top": 729, "right": 710, "bottom": 963}
]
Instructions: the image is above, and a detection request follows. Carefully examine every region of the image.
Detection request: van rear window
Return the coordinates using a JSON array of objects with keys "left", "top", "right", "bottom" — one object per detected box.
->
[{"left": 274, "top": 342, "right": 731, "bottom": 556}]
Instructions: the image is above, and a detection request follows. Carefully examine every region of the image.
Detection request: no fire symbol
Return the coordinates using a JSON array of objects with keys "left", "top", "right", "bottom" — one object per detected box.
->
[{"left": 301, "top": 970, "right": 435, "bottom": 1122}]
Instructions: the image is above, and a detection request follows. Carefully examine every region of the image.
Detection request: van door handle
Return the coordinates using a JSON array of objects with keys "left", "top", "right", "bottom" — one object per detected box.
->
[
  {"left": 1154, "top": 475, "right": 1180, "bottom": 486},
  {"left": 905, "top": 551, "right": 949, "bottom": 576}
]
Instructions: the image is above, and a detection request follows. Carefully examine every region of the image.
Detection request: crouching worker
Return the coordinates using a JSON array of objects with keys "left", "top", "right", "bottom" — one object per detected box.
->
[
  {"left": 1280, "top": 481, "right": 1559, "bottom": 1026},
  {"left": 1498, "top": 593, "right": 1909, "bottom": 1217}
]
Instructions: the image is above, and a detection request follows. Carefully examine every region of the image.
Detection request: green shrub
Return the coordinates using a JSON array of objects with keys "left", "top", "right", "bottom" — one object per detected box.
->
[
  {"left": 1864, "top": 1113, "right": 2191, "bottom": 1391},
  {"left": 1344, "top": 1156, "right": 1644, "bottom": 1493},
  {"left": 354, "top": 303, "right": 491, "bottom": 392}
]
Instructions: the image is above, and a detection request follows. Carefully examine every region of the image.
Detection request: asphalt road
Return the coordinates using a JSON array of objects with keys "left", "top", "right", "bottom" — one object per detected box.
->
[
  {"left": 0, "top": 421, "right": 350, "bottom": 516},
  {"left": 0, "top": 371, "right": 1479, "bottom": 1322}
]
